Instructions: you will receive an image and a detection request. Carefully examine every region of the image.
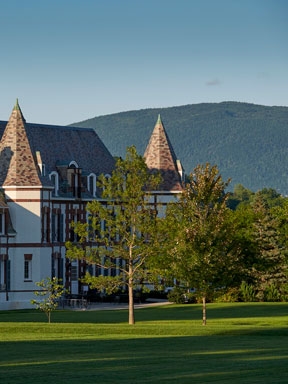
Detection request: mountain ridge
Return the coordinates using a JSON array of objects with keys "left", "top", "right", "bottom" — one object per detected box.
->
[{"left": 70, "top": 101, "right": 288, "bottom": 194}]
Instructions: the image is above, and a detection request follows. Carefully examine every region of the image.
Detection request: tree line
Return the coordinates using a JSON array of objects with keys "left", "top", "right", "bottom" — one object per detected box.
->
[{"left": 66, "top": 146, "right": 288, "bottom": 325}]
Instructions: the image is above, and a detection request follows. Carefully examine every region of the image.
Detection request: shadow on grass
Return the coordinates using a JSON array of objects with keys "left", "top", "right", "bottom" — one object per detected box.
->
[
  {"left": 1, "top": 302, "right": 288, "bottom": 325},
  {"left": 1, "top": 330, "right": 288, "bottom": 384}
]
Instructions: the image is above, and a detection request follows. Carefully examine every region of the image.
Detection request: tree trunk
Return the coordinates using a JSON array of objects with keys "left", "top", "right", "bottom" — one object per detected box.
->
[
  {"left": 128, "top": 261, "right": 135, "bottom": 325},
  {"left": 202, "top": 296, "right": 206, "bottom": 326}
]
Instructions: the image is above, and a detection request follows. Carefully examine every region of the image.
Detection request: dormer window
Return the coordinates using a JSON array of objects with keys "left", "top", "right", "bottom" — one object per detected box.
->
[
  {"left": 49, "top": 171, "right": 59, "bottom": 196},
  {"left": 68, "top": 161, "right": 82, "bottom": 198},
  {"left": 87, "top": 173, "right": 97, "bottom": 197},
  {"left": 69, "top": 161, "right": 79, "bottom": 168}
]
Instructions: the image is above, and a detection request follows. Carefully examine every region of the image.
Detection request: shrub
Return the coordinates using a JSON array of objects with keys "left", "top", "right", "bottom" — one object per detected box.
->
[
  {"left": 264, "top": 284, "right": 281, "bottom": 302},
  {"left": 239, "top": 281, "right": 256, "bottom": 302},
  {"left": 215, "top": 287, "right": 240, "bottom": 302},
  {"left": 167, "top": 287, "right": 186, "bottom": 304}
]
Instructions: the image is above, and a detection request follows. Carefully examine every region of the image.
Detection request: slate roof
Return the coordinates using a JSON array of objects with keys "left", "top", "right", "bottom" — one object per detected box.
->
[
  {"left": 0, "top": 101, "right": 115, "bottom": 192},
  {"left": 144, "top": 115, "right": 183, "bottom": 192},
  {"left": 0, "top": 100, "right": 41, "bottom": 186}
]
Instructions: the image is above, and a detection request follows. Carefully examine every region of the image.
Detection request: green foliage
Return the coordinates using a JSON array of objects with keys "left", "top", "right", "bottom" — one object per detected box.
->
[
  {"left": 162, "top": 163, "right": 238, "bottom": 324},
  {"left": 70, "top": 101, "right": 288, "bottom": 194},
  {"left": 83, "top": 273, "right": 123, "bottom": 295},
  {"left": 66, "top": 146, "right": 162, "bottom": 325},
  {"left": 251, "top": 196, "right": 287, "bottom": 299},
  {"left": 30, "top": 277, "right": 66, "bottom": 323},
  {"left": 264, "top": 284, "right": 282, "bottom": 302},
  {"left": 272, "top": 199, "right": 288, "bottom": 253},
  {"left": 239, "top": 281, "right": 256, "bottom": 302},
  {"left": 167, "top": 287, "right": 186, "bottom": 304},
  {"left": 227, "top": 184, "right": 255, "bottom": 209},
  {"left": 215, "top": 287, "right": 240, "bottom": 303},
  {"left": 228, "top": 185, "right": 286, "bottom": 210}
]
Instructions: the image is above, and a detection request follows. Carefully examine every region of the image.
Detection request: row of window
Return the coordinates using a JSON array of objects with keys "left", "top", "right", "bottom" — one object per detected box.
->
[
  {"left": 42, "top": 210, "right": 64, "bottom": 243},
  {"left": 0, "top": 254, "right": 123, "bottom": 293},
  {"left": 49, "top": 169, "right": 97, "bottom": 197},
  {"left": 0, "top": 254, "right": 64, "bottom": 290},
  {"left": 41, "top": 209, "right": 111, "bottom": 244},
  {"left": 24, "top": 254, "right": 64, "bottom": 283}
]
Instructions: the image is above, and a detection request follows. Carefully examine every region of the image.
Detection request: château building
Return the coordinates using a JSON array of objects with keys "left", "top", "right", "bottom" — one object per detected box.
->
[
  {"left": 0, "top": 101, "right": 115, "bottom": 309},
  {"left": 0, "top": 101, "right": 183, "bottom": 310}
]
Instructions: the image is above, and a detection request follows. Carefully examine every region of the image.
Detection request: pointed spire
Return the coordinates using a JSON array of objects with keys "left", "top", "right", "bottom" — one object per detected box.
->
[
  {"left": 144, "top": 116, "right": 183, "bottom": 191},
  {"left": 13, "top": 98, "right": 26, "bottom": 122},
  {"left": 0, "top": 101, "right": 41, "bottom": 186}
]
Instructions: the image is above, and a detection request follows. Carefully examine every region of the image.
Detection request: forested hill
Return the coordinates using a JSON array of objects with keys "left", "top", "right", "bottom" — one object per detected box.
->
[{"left": 70, "top": 102, "right": 288, "bottom": 195}]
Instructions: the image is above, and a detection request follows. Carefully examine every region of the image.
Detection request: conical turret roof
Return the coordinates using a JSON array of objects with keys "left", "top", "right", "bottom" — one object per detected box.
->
[
  {"left": 144, "top": 115, "right": 183, "bottom": 191},
  {"left": 0, "top": 100, "right": 41, "bottom": 186}
]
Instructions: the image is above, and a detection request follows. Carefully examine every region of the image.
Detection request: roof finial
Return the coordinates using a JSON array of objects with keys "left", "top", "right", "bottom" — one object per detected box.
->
[
  {"left": 157, "top": 114, "right": 162, "bottom": 124},
  {"left": 14, "top": 98, "right": 20, "bottom": 110},
  {"left": 12, "top": 98, "right": 26, "bottom": 122}
]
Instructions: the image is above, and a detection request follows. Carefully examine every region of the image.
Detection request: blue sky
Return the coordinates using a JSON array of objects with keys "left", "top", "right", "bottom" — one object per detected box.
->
[{"left": 0, "top": 0, "right": 287, "bottom": 125}]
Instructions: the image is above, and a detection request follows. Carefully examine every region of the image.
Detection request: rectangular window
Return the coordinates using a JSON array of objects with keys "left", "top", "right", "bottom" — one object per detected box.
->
[
  {"left": 59, "top": 214, "right": 64, "bottom": 242},
  {"left": 52, "top": 254, "right": 64, "bottom": 280},
  {"left": 0, "top": 255, "right": 4, "bottom": 290},
  {"left": 0, "top": 213, "right": 4, "bottom": 235},
  {"left": 71, "top": 265, "right": 78, "bottom": 281},
  {"left": 71, "top": 169, "right": 82, "bottom": 198},
  {"left": 41, "top": 207, "right": 50, "bottom": 243},
  {"left": 52, "top": 213, "right": 56, "bottom": 242},
  {"left": 0, "top": 256, "right": 11, "bottom": 291},
  {"left": 6, "top": 259, "right": 11, "bottom": 290},
  {"left": 24, "top": 254, "right": 32, "bottom": 281},
  {"left": 52, "top": 211, "right": 63, "bottom": 242}
]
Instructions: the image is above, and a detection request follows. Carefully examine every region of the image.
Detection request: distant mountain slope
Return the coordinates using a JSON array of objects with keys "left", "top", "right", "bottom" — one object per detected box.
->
[{"left": 70, "top": 102, "right": 288, "bottom": 194}]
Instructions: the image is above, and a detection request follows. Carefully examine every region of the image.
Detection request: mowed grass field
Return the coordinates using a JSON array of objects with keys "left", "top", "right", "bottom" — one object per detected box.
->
[{"left": 1, "top": 303, "right": 288, "bottom": 384}]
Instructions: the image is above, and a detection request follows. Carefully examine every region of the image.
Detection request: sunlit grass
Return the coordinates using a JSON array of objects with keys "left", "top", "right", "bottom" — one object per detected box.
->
[{"left": 1, "top": 303, "right": 288, "bottom": 383}]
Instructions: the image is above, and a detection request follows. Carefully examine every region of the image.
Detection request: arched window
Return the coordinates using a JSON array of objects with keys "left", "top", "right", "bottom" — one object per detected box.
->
[
  {"left": 69, "top": 161, "right": 79, "bottom": 168},
  {"left": 49, "top": 171, "right": 59, "bottom": 196},
  {"left": 87, "top": 173, "right": 97, "bottom": 197}
]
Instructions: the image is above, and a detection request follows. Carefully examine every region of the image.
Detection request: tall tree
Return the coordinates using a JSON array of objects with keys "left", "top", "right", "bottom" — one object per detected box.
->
[
  {"left": 163, "top": 163, "right": 237, "bottom": 325},
  {"left": 227, "top": 184, "right": 254, "bottom": 210},
  {"left": 273, "top": 198, "right": 288, "bottom": 256},
  {"left": 228, "top": 203, "right": 258, "bottom": 287},
  {"left": 66, "top": 146, "right": 161, "bottom": 325},
  {"left": 251, "top": 195, "right": 287, "bottom": 300}
]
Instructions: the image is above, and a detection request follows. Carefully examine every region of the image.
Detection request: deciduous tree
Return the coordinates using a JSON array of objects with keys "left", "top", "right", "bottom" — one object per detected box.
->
[
  {"left": 31, "top": 277, "right": 65, "bottom": 323},
  {"left": 66, "top": 146, "right": 161, "bottom": 325},
  {"left": 163, "top": 163, "right": 238, "bottom": 325}
]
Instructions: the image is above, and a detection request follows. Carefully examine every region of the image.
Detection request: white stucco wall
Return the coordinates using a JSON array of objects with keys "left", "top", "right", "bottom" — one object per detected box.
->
[{"left": 5, "top": 188, "right": 42, "bottom": 243}]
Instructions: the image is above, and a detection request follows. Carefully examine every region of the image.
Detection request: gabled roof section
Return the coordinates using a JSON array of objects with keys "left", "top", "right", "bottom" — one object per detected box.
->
[
  {"left": 0, "top": 100, "right": 41, "bottom": 186},
  {"left": 144, "top": 115, "right": 183, "bottom": 191}
]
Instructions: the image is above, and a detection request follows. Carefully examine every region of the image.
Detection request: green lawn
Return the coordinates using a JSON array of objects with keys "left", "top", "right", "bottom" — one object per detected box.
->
[{"left": 1, "top": 303, "right": 288, "bottom": 383}]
